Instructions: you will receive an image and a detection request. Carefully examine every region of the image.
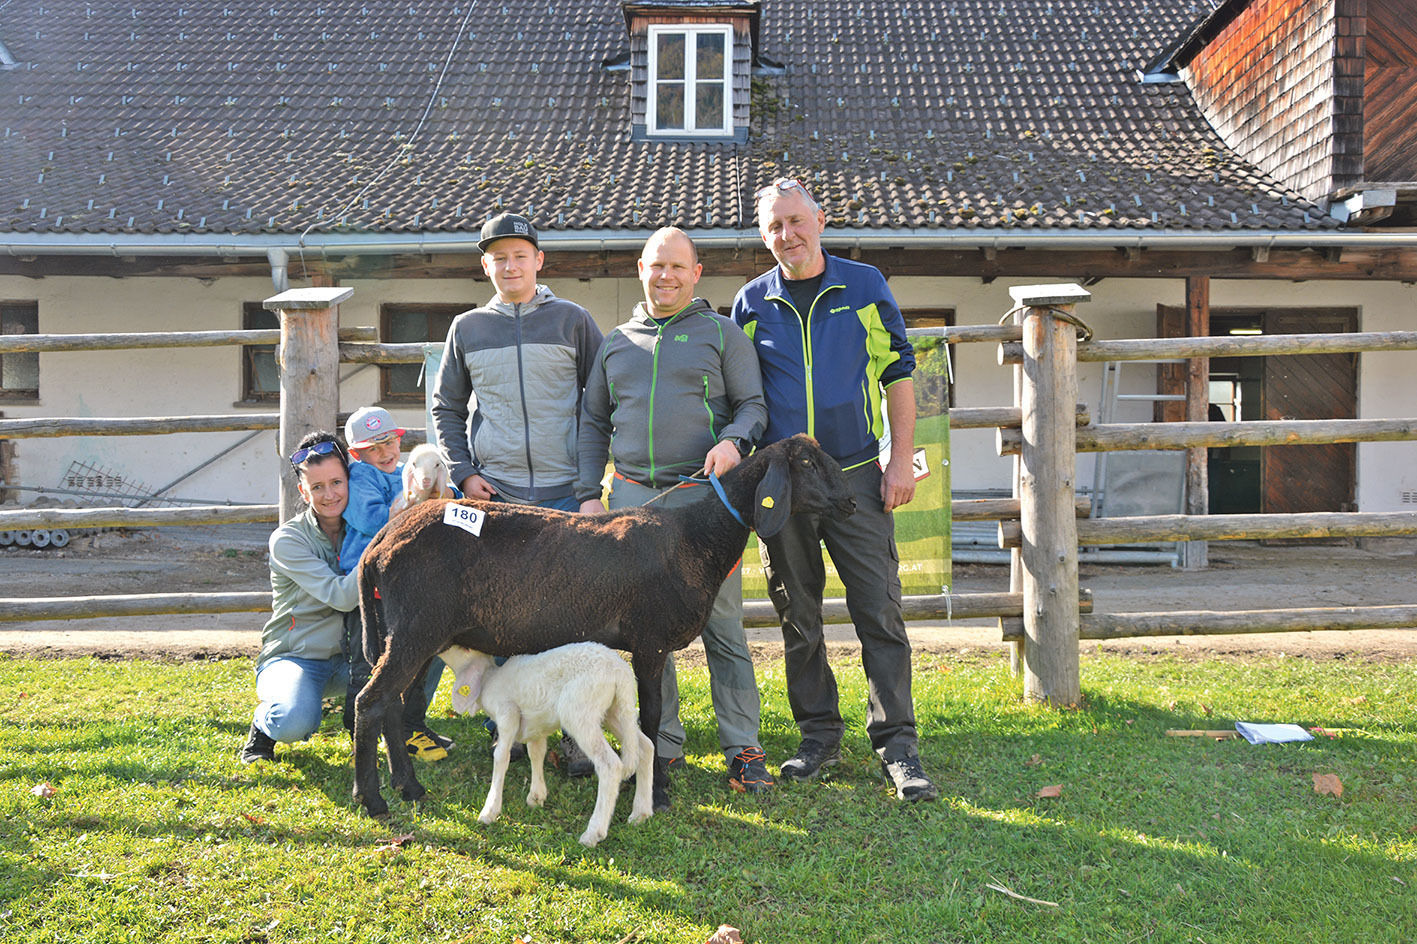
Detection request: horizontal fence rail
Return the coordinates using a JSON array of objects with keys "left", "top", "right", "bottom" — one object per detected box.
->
[
  {"left": 999, "top": 329, "right": 1417, "bottom": 365},
  {"left": 0, "top": 590, "right": 1091, "bottom": 624},
  {"left": 997, "top": 511, "right": 1417, "bottom": 547},
  {"left": 0, "top": 326, "right": 375, "bottom": 353},
  {"left": 0, "top": 505, "right": 278, "bottom": 530},
  {"left": 997, "top": 417, "right": 1417, "bottom": 455},
  {"left": 998, "top": 605, "right": 1417, "bottom": 640}
]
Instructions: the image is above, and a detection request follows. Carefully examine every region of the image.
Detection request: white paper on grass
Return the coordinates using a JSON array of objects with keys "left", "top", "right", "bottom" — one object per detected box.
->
[{"left": 1234, "top": 722, "right": 1314, "bottom": 744}]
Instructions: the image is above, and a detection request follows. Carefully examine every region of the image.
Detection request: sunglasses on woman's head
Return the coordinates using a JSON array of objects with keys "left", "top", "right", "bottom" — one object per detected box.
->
[
  {"left": 754, "top": 177, "right": 813, "bottom": 202},
  {"left": 289, "top": 440, "right": 340, "bottom": 468}
]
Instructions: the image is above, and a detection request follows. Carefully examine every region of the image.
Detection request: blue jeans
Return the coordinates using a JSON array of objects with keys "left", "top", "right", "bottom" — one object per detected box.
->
[{"left": 254, "top": 655, "right": 349, "bottom": 743}]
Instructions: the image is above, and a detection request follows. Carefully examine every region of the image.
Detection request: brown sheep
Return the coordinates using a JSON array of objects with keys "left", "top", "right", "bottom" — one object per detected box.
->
[{"left": 351, "top": 433, "right": 855, "bottom": 818}]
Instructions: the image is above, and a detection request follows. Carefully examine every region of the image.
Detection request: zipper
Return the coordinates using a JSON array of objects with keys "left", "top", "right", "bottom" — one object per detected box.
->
[
  {"left": 702, "top": 374, "right": 716, "bottom": 438},
  {"left": 767, "top": 283, "right": 842, "bottom": 440},
  {"left": 513, "top": 302, "right": 534, "bottom": 490},
  {"left": 647, "top": 320, "right": 663, "bottom": 482}
]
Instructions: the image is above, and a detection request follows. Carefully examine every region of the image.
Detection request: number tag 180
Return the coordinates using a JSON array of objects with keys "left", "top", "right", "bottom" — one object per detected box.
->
[{"left": 442, "top": 503, "right": 486, "bottom": 537}]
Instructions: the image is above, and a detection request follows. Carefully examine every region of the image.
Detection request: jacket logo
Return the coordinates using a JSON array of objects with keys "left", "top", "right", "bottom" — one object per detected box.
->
[
  {"left": 673, "top": 334, "right": 689, "bottom": 342},
  {"left": 831, "top": 305, "right": 851, "bottom": 314}
]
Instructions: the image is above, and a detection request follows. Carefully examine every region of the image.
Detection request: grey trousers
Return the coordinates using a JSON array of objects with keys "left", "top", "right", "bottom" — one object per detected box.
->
[
  {"left": 758, "top": 461, "right": 919, "bottom": 761},
  {"left": 609, "top": 475, "right": 763, "bottom": 763}
]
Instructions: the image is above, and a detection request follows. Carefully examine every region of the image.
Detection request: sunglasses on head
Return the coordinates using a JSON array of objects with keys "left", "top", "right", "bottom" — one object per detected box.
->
[
  {"left": 754, "top": 177, "right": 813, "bottom": 202},
  {"left": 289, "top": 440, "right": 341, "bottom": 468}
]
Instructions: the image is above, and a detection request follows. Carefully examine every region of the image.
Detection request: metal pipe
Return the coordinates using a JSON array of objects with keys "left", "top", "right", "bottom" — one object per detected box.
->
[{"left": 7, "top": 228, "right": 1417, "bottom": 258}]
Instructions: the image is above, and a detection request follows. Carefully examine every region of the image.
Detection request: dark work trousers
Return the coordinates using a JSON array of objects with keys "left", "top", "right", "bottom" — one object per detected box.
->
[
  {"left": 342, "top": 608, "right": 430, "bottom": 737},
  {"left": 759, "top": 460, "right": 919, "bottom": 761}
]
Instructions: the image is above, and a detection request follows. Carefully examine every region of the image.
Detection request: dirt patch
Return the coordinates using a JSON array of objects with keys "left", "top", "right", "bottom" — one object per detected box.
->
[{"left": 2, "top": 526, "right": 1415, "bottom": 662}]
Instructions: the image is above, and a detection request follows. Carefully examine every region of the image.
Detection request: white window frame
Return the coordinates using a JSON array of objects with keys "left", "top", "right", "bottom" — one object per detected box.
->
[{"left": 646, "top": 23, "right": 733, "bottom": 137}]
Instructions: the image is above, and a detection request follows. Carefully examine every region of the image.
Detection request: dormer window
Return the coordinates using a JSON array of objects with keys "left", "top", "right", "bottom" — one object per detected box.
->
[
  {"left": 648, "top": 24, "right": 732, "bottom": 137},
  {"left": 622, "top": 1, "right": 759, "bottom": 143}
]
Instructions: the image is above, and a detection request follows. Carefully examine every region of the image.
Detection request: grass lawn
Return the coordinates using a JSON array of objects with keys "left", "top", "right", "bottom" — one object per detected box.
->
[{"left": 2, "top": 650, "right": 1414, "bottom": 943}]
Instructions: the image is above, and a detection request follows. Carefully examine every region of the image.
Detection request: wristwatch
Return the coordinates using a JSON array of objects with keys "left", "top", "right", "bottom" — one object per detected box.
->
[{"left": 725, "top": 437, "right": 752, "bottom": 457}]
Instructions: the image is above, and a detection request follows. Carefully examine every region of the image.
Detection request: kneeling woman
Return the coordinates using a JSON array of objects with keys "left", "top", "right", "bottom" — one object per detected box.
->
[{"left": 241, "top": 431, "right": 359, "bottom": 763}]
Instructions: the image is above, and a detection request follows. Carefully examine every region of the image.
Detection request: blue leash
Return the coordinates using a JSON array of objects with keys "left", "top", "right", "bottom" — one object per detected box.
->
[{"left": 678, "top": 471, "right": 748, "bottom": 528}]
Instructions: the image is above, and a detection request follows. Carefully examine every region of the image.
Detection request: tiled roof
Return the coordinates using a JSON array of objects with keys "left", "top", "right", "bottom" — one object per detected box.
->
[{"left": 0, "top": 0, "right": 1336, "bottom": 240}]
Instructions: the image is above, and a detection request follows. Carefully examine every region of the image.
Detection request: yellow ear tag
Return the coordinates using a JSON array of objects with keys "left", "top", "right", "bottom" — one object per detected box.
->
[
  {"left": 761, "top": 496, "right": 775, "bottom": 508},
  {"left": 458, "top": 684, "right": 472, "bottom": 696}
]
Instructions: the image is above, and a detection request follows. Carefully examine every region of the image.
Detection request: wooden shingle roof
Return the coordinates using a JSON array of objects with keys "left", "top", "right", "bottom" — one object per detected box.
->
[{"left": 0, "top": 0, "right": 1336, "bottom": 241}]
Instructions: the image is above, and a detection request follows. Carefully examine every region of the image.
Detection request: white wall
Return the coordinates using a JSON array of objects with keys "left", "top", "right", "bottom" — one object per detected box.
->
[{"left": 4, "top": 271, "right": 1414, "bottom": 511}]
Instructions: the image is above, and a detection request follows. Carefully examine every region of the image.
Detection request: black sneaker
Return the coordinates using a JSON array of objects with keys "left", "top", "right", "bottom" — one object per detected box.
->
[
  {"left": 881, "top": 753, "right": 938, "bottom": 801},
  {"left": 420, "top": 726, "right": 455, "bottom": 752},
  {"left": 488, "top": 730, "right": 528, "bottom": 762},
  {"left": 561, "top": 734, "right": 594, "bottom": 778},
  {"left": 779, "top": 738, "right": 841, "bottom": 782},
  {"left": 728, "top": 747, "right": 776, "bottom": 793},
  {"left": 239, "top": 723, "right": 276, "bottom": 765}
]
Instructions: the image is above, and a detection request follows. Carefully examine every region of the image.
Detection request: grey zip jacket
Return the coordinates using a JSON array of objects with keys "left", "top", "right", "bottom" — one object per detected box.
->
[
  {"left": 433, "top": 285, "right": 603, "bottom": 502},
  {"left": 258, "top": 507, "right": 359, "bottom": 669},
  {"left": 576, "top": 297, "right": 766, "bottom": 500}
]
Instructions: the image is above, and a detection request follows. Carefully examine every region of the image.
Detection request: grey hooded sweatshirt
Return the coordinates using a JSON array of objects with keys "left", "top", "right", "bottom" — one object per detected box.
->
[
  {"left": 576, "top": 297, "right": 766, "bottom": 501},
  {"left": 433, "top": 285, "right": 603, "bottom": 503}
]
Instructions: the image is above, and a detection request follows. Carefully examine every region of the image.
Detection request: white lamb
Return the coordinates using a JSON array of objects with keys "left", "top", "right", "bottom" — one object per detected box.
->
[
  {"left": 438, "top": 642, "right": 655, "bottom": 848},
  {"left": 390, "top": 443, "right": 454, "bottom": 517}
]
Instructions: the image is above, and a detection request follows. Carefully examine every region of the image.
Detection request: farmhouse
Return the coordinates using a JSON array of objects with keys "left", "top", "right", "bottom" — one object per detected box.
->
[{"left": 1, "top": 0, "right": 1415, "bottom": 536}]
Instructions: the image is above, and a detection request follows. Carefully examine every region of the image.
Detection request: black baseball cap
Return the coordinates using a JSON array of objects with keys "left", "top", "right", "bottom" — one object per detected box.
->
[{"left": 478, "top": 212, "right": 539, "bottom": 252}]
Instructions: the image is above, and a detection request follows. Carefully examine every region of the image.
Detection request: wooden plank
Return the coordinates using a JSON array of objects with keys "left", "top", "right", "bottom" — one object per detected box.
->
[
  {"left": 0, "top": 505, "right": 278, "bottom": 530},
  {"left": 1073, "top": 605, "right": 1417, "bottom": 640},
  {"left": 740, "top": 592, "right": 1092, "bottom": 626},
  {"left": 0, "top": 414, "right": 280, "bottom": 439},
  {"left": 951, "top": 496, "right": 1090, "bottom": 521},
  {"left": 1077, "top": 329, "right": 1417, "bottom": 362},
  {"left": 997, "top": 510, "right": 1417, "bottom": 547},
  {"left": 995, "top": 417, "right": 1417, "bottom": 455},
  {"left": 0, "top": 326, "right": 375, "bottom": 354},
  {"left": 339, "top": 342, "right": 427, "bottom": 364},
  {"left": 0, "top": 592, "right": 273, "bottom": 621}
]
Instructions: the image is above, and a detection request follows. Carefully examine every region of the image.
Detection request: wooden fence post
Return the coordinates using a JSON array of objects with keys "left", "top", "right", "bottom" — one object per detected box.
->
[
  {"left": 1181, "top": 275, "right": 1210, "bottom": 569},
  {"left": 265, "top": 287, "right": 353, "bottom": 521},
  {"left": 1014, "top": 283, "right": 1089, "bottom": 706}
]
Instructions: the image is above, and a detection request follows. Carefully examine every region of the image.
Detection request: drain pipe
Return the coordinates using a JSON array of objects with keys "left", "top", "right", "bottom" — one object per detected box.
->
[{"left": 267, "top": 247, "right": 290, "bottom": 293}]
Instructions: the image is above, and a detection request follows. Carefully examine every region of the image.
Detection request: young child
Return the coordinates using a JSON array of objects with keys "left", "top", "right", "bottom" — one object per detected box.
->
[{"left": 341, "top": 405, "right": 453, "bottom": 761}]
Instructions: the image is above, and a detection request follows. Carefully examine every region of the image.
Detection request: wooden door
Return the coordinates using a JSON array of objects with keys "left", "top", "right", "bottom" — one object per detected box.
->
[{"left": 1261, "top": 310, "right": 1358, "bottom": 516}]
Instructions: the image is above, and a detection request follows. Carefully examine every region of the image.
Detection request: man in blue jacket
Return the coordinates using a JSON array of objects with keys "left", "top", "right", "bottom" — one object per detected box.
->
[{"left": 731, "top": 178, "right": 937, "bottom": 802}]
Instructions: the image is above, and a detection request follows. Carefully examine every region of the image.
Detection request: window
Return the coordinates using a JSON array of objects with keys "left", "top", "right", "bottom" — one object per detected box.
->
[
  {"left": 647, "top": 24, "right": 732, "bottom": 137},
  {"left": 0, "top": 301, "right": 39, "bottom": 400},
  {"left": 904, "top": 308, "right": 954, "bottom": 412},
  {"left": 240, "top": 302, "right": 280, "bottom": 403},
  {"left": 380, "top": 303, "right": 467, "bottom": 402}
]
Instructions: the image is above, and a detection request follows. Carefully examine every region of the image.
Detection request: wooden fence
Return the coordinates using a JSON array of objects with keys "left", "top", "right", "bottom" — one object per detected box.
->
[{"left": 3, "top": 284, "right": 1415, "bottom": 708}]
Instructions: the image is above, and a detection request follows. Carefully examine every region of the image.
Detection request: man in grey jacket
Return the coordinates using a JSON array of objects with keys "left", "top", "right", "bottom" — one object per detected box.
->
[
  {"left": 433, "top": 212, "right": 603, "bottom": 772},
  {"left": 577, "top": 227, "right": 772, "bottom": 806},
  {"left": 433, "top": 212, "right": 603, "bottom": 511}
]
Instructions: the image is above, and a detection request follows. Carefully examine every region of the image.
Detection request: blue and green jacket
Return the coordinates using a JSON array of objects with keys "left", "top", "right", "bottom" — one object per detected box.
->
[
  {"left": 730, "top": 251, "right": 915, "bottom": 469},
  {"left": 576, "top": 297, "right": 766, "bottom": 499}
]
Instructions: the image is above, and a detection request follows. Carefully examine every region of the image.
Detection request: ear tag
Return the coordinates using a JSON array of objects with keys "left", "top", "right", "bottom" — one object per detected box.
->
[
  {"left": 458, "top": 684, "right": 472, "bottom": 696},
  {"left": 761, "top": 496, "right": 775, "bottom": 508}
]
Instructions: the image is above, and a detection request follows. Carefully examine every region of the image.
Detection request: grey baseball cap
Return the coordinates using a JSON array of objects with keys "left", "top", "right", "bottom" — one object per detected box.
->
[
  {"left": 344, "top": 406, "right": 406, "bottom": 449},
  {"left": 478, "top": 212, "right": 539, "bottom": 252}
]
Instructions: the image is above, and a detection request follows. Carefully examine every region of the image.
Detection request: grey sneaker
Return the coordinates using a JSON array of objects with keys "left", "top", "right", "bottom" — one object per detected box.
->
[
  {"left": 778, "top": 738, "right": 841, "bottom": 782},
  {"left": 881, "top": 753, "right": 938, "bottom": 801},
  {"left": 561, "top": 734, "right": 594, "bottom": 778}
]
